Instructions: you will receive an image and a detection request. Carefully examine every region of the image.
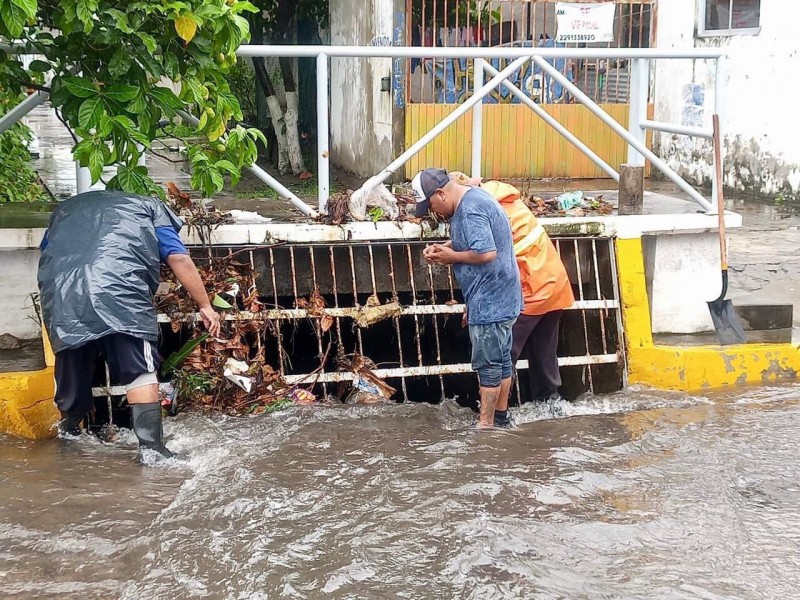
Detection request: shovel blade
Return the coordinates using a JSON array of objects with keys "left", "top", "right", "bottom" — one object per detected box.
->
[{"left": 708, "top": 299, "right": 747, "bottom": 346}]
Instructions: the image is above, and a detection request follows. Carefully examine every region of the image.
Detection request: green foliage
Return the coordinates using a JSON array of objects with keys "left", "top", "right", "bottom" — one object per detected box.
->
[
  {"left": 226, "top": 61, "right": 257, "bottom": 120},
  {"left": 0, "top": 81, "right": 47, "bottom": 203},
  {"left": 162, "top": 333, "right": 209, "bottom": 375},
  {"left": 157, "top": 122, "right": 199, "bottom": 139},
  {"left": 172, "top": 368, "right": 216, "bottom": 403},
  {"left": 0, "top": 0, "right": 264, "bottom": 198}
]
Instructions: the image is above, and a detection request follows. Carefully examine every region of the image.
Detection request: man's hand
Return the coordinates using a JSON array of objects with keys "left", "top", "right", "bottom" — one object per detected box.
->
[
  {"left": 199, "top": 305, "right": 221, "bottom": 338},
  {"left": 461, "top": 309, "right": 468, "bottom": 329},
  {"left": 426, "top": 244, "right": 459, "bottom": 265},
  {"left": 166, "top": 254, "right": 221, "bottom": 337}
]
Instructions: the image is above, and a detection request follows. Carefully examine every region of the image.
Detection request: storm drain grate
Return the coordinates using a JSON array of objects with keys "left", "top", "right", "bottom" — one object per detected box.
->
[{"left": 92, "top": 236, "right": 625, "bottom": 404}]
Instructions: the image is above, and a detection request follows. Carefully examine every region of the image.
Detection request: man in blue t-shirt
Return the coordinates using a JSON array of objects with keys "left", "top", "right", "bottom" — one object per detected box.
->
[{"left": 414, "top": 168, "right": 522, "bottom": 428}]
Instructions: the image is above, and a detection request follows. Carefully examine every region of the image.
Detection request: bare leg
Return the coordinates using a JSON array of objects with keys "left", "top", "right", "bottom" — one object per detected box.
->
[
  {"left": 478, "top": 386, "right": 501, "bottom": 428},
  {"left": 126, "top": 383, "right": 158, "bottom": 404},
  {"left": 496, "top": 377, "right": 512, "bottom": 412}
]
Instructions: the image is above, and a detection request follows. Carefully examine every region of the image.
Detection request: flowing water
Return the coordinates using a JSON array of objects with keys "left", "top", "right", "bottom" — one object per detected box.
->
[{"left": 3, "top": 385, "right": 800, "bottom": 599}]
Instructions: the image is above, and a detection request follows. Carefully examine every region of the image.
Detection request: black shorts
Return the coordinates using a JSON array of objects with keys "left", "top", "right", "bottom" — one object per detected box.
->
[{"left": 54, "top": 333, "right": 161, "bottom": 416}]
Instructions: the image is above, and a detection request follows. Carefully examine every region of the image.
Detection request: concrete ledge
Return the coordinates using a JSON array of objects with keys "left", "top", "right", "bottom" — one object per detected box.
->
[
  {"left": 617, "top": 237, "right": 800, "bottom": 391},
  {"left": 0, "top": 367, "right": 58, "bottom": 440},
  {"left": 0, "top": 211, "right": 742, "bottom": 249}
]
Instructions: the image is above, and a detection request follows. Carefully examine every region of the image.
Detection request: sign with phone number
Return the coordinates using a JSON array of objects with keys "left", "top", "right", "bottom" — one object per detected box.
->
[{"left": 555, "top": 2, "right": 616, "bottom": 44}]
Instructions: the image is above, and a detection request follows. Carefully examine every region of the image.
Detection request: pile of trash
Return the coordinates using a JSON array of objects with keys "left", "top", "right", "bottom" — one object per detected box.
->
[
  {"left": 526, "top": 190, "right": 613, "bottom": 217},
  {"left": 155, "top": 255, "right": 306, "bottom": 415},
  {"left": 323, "top": 184, "right": 417, "bottom": 225}
]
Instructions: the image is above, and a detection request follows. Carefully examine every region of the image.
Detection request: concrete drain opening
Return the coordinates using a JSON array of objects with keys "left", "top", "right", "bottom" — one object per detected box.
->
[{"left": 90, "top": 236, "right": 625, "bottom": 426}]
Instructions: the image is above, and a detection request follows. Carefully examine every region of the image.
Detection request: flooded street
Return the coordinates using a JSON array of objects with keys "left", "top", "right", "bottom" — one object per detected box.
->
[{"left": 3, "top": 385, "right": 800, "bottom": 599}]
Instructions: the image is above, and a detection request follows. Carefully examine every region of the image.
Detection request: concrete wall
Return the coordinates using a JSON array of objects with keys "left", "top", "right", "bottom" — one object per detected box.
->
[
  {"left": 643, "top": 232, "right": 720, "bottom": 334},
  {"left": 0, "top": 249, "right": 42, "bottom": 340},
  {"left": 329, "top": 0, "right": 397, "bottom": 177},
  {"left": 654, "top": 1, "right": 800, "bottom": 201}
]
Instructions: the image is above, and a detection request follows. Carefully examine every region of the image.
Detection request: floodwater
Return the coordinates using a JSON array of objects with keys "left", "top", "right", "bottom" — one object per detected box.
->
[{"left": 3, "top": 385, "right": 800, "bottom": 599}]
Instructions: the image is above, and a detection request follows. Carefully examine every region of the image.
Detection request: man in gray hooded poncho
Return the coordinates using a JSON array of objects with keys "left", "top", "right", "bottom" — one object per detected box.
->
[{"left": 38, "top": 190, "right": 221, "bottom": 460}]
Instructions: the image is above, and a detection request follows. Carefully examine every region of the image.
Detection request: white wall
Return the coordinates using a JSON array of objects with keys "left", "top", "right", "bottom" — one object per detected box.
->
[
  {"left": 0, "top": 249, "right": 42, "bottom": 340},
  {"left": 330, "top": 0, "right": 396, "bottom": 177},
  {"left": 654, "top": 0, "right": 800, "bottom": 201}
]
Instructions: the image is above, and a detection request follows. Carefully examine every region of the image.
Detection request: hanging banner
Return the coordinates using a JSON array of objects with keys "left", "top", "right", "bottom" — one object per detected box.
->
[{"left": 555, "top": 2, "right": 617, "bottom": 44}]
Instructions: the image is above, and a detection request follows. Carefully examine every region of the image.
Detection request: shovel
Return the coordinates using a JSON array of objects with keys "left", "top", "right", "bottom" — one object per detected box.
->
[{"left": 708, "top": 114, "right": 747, "bottom": 346}]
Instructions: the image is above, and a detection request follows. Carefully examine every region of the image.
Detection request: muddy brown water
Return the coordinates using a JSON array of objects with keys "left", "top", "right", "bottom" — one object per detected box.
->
[{"left": 3, "top": 384, "right": 800, "bottom": 599}]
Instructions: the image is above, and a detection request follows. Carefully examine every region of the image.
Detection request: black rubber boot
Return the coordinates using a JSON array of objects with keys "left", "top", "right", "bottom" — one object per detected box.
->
[
  {"left": 130, "top": 402, "right": 174, "bottom": 461},
  {"left": 59, "top": 411, "right": 84, "bottom": 436}
]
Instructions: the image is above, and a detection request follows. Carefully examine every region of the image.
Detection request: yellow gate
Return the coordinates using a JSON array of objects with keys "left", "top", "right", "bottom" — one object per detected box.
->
[{"left": 404, "top": 0, "right": 656, "bottom": 179}]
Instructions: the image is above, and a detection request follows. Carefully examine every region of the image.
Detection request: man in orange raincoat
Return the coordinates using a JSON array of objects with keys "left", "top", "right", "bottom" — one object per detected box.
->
[{"left": 451, "top": 173, "right": 574, "bottom": 424}]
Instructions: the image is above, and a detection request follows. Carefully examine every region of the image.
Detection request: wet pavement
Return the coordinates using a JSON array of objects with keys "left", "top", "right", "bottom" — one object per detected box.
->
[{"left": 3, "top": 384, "right": 800, "bottom": 599}]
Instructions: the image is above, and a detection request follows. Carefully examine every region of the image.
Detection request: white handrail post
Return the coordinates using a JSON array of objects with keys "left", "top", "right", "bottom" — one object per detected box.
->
[
  {"left": 628, "top": 57, "right": 649, "bottom": 166},
  {"left": 471, "top": 58, "right": 484, "bottom": 179},
  {"left": 712, "top": 55, "right": 727, "bottom": 212},
  {"left": 316, "top": 52, "right": 330, "bottom": 214},
  {"left": 76, "top": 160, "right": 91, "bottom": 194}
]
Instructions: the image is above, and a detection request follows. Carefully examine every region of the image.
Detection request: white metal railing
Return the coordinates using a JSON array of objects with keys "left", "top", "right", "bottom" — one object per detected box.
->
[
  {"left": 236, "top": 44, "right": 724, "bottom": 215},
  {"left": 0, "top": 44, "right": 726, "bottom": 215}
]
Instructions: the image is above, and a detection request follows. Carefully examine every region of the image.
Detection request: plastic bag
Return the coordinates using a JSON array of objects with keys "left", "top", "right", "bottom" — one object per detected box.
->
[
  {"left": 555, "top": 190, "right": 586, "bottom": 211},
  {"left": 347, "top": 184, "right": 399, "bottom": 221}
]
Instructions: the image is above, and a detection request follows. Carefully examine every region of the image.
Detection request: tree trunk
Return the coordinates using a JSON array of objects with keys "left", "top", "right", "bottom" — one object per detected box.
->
[
  {"left": 252, "top": 57, "right": 290, "bottom": 174},
  {"left": 279, "top": 57, "right": 306, "bottom": 174},
  {"left": 273, "top": 0, "right": 306, "bottom": 175}
]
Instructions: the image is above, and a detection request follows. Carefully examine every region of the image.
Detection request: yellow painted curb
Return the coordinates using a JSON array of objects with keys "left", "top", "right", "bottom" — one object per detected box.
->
[
  {"left": 0, "top": 367, "right": 58, "bottom": 440},
  {"left": 616, "top": 237, "right": 800, "bottom": 391}
]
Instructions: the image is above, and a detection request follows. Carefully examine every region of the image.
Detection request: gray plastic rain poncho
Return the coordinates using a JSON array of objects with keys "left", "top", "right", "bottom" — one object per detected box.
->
[{"left": 38, "top": 191, "right": 184, "bottom": 353}]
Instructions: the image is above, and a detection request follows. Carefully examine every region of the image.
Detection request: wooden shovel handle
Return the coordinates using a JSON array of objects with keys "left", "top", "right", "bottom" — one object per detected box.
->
[{"left": 712, "top": 114, "right": 727, "bottom": 270}]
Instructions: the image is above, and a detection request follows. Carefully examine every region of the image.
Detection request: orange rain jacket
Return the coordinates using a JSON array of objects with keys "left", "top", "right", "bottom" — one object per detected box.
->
[{"left": 481, "top": 180, "right": 575, "bottom": 316}]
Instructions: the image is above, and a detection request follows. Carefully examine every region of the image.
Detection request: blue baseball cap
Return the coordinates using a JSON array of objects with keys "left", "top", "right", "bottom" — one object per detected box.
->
[{"left": 411, "top": 168, "right": 450, "bottom": 217}]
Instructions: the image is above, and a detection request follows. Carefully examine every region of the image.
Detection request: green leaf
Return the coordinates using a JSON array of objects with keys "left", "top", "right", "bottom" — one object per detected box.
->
[
  {"left": 87, "top": 145, "right": 105, "bottom": 182},
  {"left": 148, "top": 86, "right": 184, "bottom": 110},
  {"left": 114, "top": 164, "right": 151, "bottom": 194},
  {"left": 78, "top": 96, "right": 104, "bottom": 129},
  {"left": 231, "top": 14, "right": 250, "bottom": 41},
  {"left": 76, "top": 0, "right": 98, "bottom": 32},
  {"left": 63, "top": 76, "right": 99, "bottom": 99},
  {"left": 212, "top": 294, "right": 233, "bottom": 309},
  {"left": 106, "top": 8, "right": 133, "bottom": 33},
  {"left": 215, "top": 160, "right": 237, "bottom": 176},
  {"left": 108, "top": 51, "right": 132, "bottom": 78},
  {"left": 194, "top": 3, "right": 223, "bottom": 20},
  {"left": 127, "top": 94, "right": 147, "bottom": 115},
  {"left": 161, "top": 333, "right": 209, "bottom": 375},
  {"left": 104, "top": 84, "right": 140, "bottom": 102},
  {"left": 219, "top": 90, "right": 242, "bottom": 121},
  {"left": 137, "top": 31, "right": 158, "bottom": 54},
  {"left": 97, "top": 115, "right": 113, "bottom": 137},
  {"left": 1, "top": 1, "right": 28, "bottom": 39},
  {"left": 11, "top": 0, "right": 37, "bottom": 19},
  {"left": 247, "top": 127, "right": 268, "bottom": 147},
  {"left": 72, "top": 138, "right": 94, "bottom": 162},
  {"left": 28, "top": 60, "right": 51, "bottom": 73},
  {"left": 233, "top": 1, "right": 258, "bottom": 14}
]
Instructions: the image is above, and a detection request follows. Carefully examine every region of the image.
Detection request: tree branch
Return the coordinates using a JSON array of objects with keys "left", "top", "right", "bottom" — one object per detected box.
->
[{"left": 54, "top": 108, "right": 79, "bottom": 145}]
